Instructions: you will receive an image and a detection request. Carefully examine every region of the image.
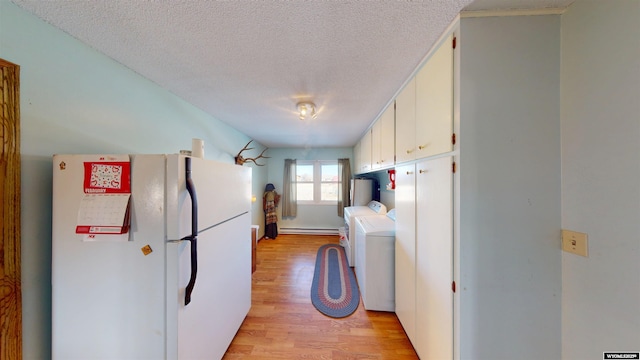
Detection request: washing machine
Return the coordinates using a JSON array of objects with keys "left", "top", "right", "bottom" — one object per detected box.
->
[
  {"left": 343, "top": 201, "right": 387, "bottom": 267},
  {"left": 354, "top": 209, "right": 396, "bottom": 312}
]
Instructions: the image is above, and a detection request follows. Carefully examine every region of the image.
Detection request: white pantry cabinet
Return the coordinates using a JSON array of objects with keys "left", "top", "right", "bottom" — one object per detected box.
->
[
  {"left": 394, "top": 163, "right": 417, "bottom": 344},
  {"left": 415, "top": 156, "right": 453, "bottom": 359}
]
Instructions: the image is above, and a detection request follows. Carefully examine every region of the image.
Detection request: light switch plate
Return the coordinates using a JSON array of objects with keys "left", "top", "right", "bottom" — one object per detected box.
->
[{"left": 562, "top": 230, "right": 588, "bottom": 257}]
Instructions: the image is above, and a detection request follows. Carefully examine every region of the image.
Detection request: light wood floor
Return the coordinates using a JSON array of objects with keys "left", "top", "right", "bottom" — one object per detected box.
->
[{"left": 223, "top": 234, "right": 418, "bottom": 359}]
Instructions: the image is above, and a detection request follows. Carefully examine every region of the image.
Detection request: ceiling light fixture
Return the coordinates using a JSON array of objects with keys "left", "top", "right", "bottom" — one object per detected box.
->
[{"left": 297, "top": 101, "right": 317, "bottom": 120}]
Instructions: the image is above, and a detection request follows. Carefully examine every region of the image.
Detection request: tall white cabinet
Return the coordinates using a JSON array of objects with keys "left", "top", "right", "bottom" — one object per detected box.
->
[
  {"left": 395, "top": 157, "right": 453, "bottom": 359},
  {"left": 415, "top": 156, "right": 453, "bottom": 359},
  {"left": 394, "top": 29, "right": 456, "bottom": 360}
]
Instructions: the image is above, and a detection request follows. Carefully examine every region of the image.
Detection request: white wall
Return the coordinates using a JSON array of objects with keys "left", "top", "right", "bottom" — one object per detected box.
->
[
  {"left": 458, "top": 15, "right": 562, "bottom": 359},
  {"left": 0, "top": 2, "right": 267, "bottom": 358},
  {"left": 561, "top": 1, "right": 640, "bottom": 358},
  {"left": 265, "top": 147, "right": 353, "bottom": 233}
]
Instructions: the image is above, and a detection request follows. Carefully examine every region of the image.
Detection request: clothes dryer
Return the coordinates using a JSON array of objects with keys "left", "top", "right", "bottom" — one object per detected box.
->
[{"left": 354, "top": 209, "right": 396, "bottom": 312}]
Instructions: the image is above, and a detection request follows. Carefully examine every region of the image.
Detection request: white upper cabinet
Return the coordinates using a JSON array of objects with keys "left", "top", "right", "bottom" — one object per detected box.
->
[
  {"left": 415, "top": 34, "right": 454, "bottom": 158},
  {"left": 353, "top": 139, "right": 362, "bottom": 174},
  {"left": 395, "top": 35, "right": 454, "bottom": 165},
  {"left": 356, "top": 28, "right": 453, "bottom": 170},
  {"left": 395, "top": 78, "right": 417, "bottom": 163},
  {"left": 372, "top": 104, "right": 395, "bottom": 170},
  {"left": 359, "top": 128, "right": 372, "bottom": 173},
  {"left": 372, "top": 118, "right": 382, "bottom": 170}
]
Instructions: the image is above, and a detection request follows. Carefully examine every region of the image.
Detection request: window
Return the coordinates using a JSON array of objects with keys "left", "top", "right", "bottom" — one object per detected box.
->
[{"left": 295, "top": 160, "right": 338, "bottom": 204}]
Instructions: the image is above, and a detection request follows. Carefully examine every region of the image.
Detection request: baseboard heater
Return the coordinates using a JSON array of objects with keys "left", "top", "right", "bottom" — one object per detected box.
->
[{"left": 279, "top": 228, "right": 339, "bottom": 235}]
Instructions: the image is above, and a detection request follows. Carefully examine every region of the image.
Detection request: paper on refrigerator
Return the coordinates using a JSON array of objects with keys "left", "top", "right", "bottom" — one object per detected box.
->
[{"left": 75, "top": 155, "right": 131, "bottom": 241}]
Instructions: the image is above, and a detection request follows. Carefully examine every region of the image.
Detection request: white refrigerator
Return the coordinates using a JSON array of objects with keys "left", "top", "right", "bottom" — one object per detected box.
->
[
  {"left": 350, "top": 178, "right": 374, "bottom": 206},
  {"left": 52, "top": 154, "right": 252, "bottom": 359}
]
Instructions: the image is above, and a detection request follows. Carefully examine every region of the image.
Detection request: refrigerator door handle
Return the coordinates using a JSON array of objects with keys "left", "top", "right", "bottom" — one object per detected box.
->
[{"left": 183, "top": 157, "right": 198, "bottom": 306}]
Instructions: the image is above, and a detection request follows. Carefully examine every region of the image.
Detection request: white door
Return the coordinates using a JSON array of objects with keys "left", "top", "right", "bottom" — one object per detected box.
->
[{"left": 415, "top": 156, "right": 454, "bottom": 359}]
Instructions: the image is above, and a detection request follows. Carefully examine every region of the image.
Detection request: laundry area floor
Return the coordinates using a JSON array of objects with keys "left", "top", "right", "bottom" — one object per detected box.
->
[{"left": 223, "top": 234, "right": 418, "bottom": 359}]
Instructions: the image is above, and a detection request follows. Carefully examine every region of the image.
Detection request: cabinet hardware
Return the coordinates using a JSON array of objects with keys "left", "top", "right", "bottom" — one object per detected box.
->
[
  {"left": 419, "top": 169, "right": 427, "bottom": 174},
  {"left": 406, "top": 149, "right": 414, "bottom": 154},
  {"left": 406, "top": 171, "right": 414, "bottom": 175},
  {"left": 418, "top": 145, "right": 426, "bottom": 150}
]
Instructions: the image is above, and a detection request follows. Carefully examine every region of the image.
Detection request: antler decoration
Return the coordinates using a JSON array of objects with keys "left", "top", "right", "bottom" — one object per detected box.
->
[{"left": 235, "top": 140, "right": 270, "bottom": 166}]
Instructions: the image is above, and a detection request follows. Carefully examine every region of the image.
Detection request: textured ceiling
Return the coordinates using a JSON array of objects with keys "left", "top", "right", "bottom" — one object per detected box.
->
[{"left": 11, "top": 0, "right": 575, "bottom": 148}]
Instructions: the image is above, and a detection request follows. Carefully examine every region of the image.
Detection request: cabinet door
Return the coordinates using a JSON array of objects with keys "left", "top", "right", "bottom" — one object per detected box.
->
[
  {"left": 379, "top": 104, "right": 395, "bottom": 168},
  {"left": 353, "top": 140, "right": 362, "bottom": 174},
  {"left": 415, "top": 156, "right": 453, "bottom": 359},
  {"left": 415, "top": 34, "right": 454, "bottom": 159},
  {"left": 371, "top": 119, "right": 382, "bottom": 170},
  {"left": 394, "top": 163, "right": 416, "bottom": 344},
  {"left": 395, "top": 78, "right": 416, "bottom": 163},
  {"left": 360, "top": 128, "right": 372, "bottom": 173}
]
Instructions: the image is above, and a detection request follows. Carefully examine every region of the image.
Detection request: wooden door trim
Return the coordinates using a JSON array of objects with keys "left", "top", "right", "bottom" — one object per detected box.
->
[{"left": 1, "top": 58, "right": 22, "bottom": 360}]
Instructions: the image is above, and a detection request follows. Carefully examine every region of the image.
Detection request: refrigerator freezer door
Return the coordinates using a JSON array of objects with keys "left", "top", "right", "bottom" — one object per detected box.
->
[{"left": 166, "top": 155, "right": 252, "bottom": 240}]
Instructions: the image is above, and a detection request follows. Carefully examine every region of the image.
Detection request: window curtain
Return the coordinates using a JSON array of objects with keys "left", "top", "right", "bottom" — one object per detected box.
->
[
  {"left": 337, "top": 158, "right": 351, "bottom": 217},
  {"left": 282, "top": 159, "right": 297, "bottom": 218}
]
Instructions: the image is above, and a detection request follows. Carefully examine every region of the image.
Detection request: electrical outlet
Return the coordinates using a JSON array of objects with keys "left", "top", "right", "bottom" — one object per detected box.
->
[{"left": 562, "top": 230, "right": 588, "bottom": 257}]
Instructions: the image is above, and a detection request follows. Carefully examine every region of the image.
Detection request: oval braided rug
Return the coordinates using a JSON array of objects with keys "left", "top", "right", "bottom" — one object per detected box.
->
[{"left": 310, "top": 244, "right": 360, "bottom": 318}]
